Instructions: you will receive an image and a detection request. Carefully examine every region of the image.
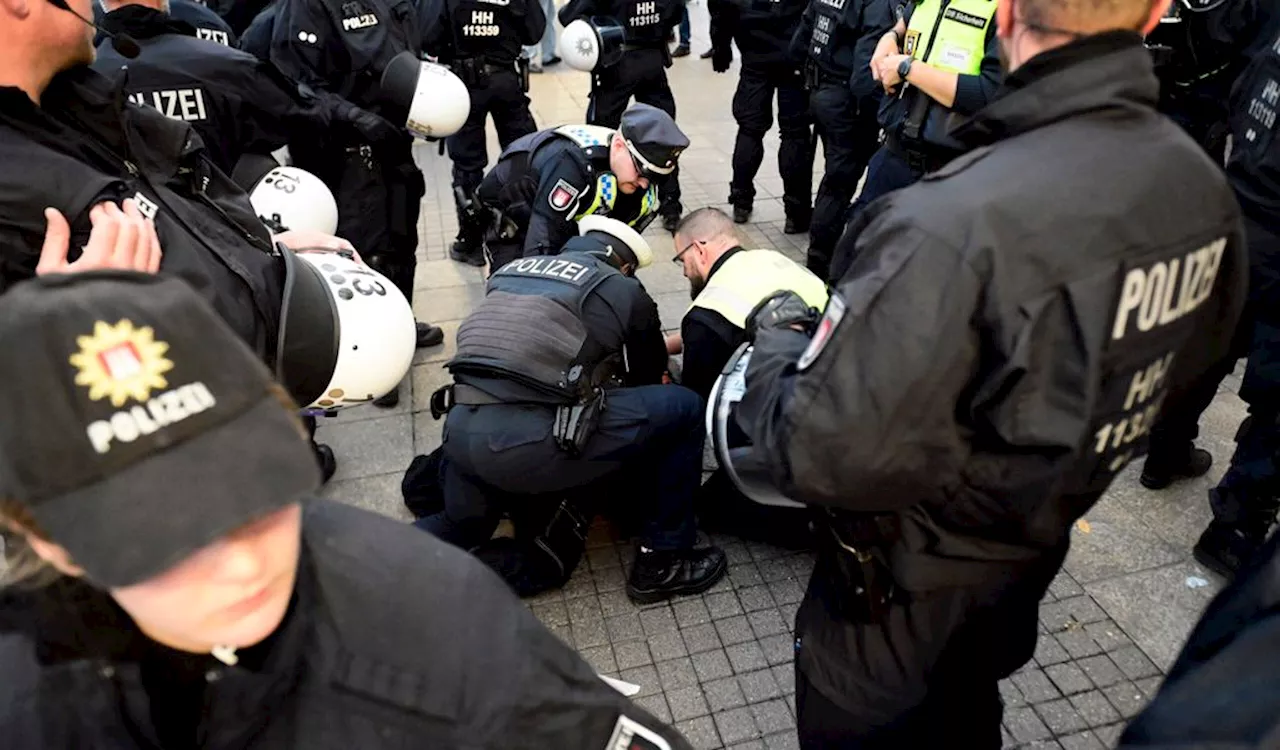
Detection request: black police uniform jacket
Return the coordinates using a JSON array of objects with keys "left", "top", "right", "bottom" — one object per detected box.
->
[
  {"left": 268, "top": 0, "right": 425, "bottom": 111},
  {"left": 450, "top": 246, "right": 668, "bottom": 402},
  {"left": 93, "top": 6, "right": 373, "bottom": 177},
  {"left": 478, "top": 129, "right": 658, "bottom": 258},
  {"left": 0, "top": 501, "right": 692, "bottom": 749},
  {"left": 1227, "top": 8, "right": 1280, "bottom": 227},
  {"left": 559, "top": 0, "right": 683, "bottom": 49},
  {"left": 0, "top": 67, "right": 283, "bottom": 360},
  {"left": 709, "top": 0, "right": 808, "bottom": 71},
  {"left": 418, "top": 0, "right": 546, "bottom": 66},
  {"left": 737, "top": 33, "right": 1248, "bottom": 717},
  {"left": 94, "top": 0, "right": 238, "bottom": 46},
  {"left": 789, "top": 0, "right": 894, "bottom": 103}
]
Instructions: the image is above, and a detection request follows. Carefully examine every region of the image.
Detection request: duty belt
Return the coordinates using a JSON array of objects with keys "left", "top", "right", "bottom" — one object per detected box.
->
[
  {"left": 883, "top": 134, "right": 953, "bottom": 175},
  {"left": 429, "top": 382, "right": 505, "bottom": 419}
]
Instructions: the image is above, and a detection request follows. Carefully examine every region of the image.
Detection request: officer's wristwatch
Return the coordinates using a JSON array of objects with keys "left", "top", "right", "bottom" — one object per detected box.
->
[{"left": 897, "top": 57, "right": 913, "bottom": 81}]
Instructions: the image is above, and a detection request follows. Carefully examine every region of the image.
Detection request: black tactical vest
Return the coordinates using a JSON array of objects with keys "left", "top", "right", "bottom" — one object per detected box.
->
[{"left": 447, "top": 253, "right": 622, "bottom": 400}]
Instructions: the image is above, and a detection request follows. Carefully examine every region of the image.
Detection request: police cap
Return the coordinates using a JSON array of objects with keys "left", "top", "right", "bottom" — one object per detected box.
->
[{"left": 619, "top": 104, "right": 689, "bottom": 178}]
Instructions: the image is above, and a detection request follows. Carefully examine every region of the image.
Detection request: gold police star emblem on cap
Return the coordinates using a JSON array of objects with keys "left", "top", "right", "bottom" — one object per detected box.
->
[{"left": 69, "top": 320, "right": 174, "bottom": 408}]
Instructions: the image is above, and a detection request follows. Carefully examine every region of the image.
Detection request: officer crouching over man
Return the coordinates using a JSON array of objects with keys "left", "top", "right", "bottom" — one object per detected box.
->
[
  {"left": 412, "top": 216, "right": 729, "bottom": 603},
  {"left": 712, "top": 0, "right": 1247, "bottom": 743},
  {"left": 474, "top": 103, "right": 685, "bottom": 273}
]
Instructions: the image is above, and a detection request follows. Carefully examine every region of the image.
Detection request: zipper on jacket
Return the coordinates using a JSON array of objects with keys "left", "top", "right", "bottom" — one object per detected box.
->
[{"left": 919, "top": 0, "right": 954, "bottom": 65}]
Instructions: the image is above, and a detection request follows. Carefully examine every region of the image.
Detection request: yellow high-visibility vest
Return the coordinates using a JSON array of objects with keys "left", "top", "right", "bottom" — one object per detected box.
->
[{"left": 688, "top": 249, "right": 829, "bottom": 329}]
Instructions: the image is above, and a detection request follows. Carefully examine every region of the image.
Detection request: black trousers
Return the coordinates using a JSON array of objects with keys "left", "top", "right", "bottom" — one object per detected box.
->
[
  {"left": 729, "top": 64, "right": 814, "bottom": 223},
  {"left": 589, "top": 48, "right": 682, "bottom": 217},
  {"left": 1150, "top": 214, "right": 1280, "bottom": 530},
  {"left": 293, "top": 134, "right": 424, "bottom": 304},
  {"left": 807, "top": 79, "right": 881, "bottom": 277},
  {"left": 447, "top": 67, "right": 537, "bottom": 242}
]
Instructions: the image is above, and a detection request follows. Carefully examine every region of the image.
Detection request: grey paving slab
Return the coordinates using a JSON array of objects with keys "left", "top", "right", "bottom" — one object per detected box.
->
[
  {"left": 319, "top": 471, "right": 412, "bottom": 521},
  {"left": 316, "top": 413, "right": 414, "bottom": 481},
  {"left": 1086, "top": 562, "right": 1221, "bottom": 670},
  {"left": 1062, "top": 494, "right": 1184, "bottom": 584}
]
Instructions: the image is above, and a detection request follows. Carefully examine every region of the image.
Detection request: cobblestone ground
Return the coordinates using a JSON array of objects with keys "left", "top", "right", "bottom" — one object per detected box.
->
[{"left": 318, "top": 4, "right": 1247, "bottom": 746}]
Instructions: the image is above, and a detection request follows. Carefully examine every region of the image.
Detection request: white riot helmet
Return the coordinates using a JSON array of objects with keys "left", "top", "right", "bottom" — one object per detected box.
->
[
  {"left": 276, "top": 250, "right": 417, "bottom": 411},
  {"left": 560, "top": 17, "right": 626, "bottom": 72},
  {"left": 578, "top": 214, "right": 653, "bottom": 269},
  {"left": 248, "top": 166, "right": 338, "bottom": 235},
  {"left": 706, "top": 343, "right": 806, "bottom": 508},
  {"left": 381, "top": 51, "right": 471, "bottom": 139}
]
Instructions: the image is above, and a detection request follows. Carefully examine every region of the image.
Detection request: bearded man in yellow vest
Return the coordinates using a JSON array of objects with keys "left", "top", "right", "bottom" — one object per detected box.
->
[
  {"left": 827, "top": 0, "right": 1003, "bottom": 281},
  {"left": 666, "top": 207, "right": 828, "bottom": 545}
]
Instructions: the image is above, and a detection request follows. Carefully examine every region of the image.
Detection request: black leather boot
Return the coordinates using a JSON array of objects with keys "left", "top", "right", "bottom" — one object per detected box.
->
[
  {"left": 1140, "top": 447, "right": 1213, "bottom": 490},
  {"left": 626, "top": 545, "right": 728, "bottom": 604}
]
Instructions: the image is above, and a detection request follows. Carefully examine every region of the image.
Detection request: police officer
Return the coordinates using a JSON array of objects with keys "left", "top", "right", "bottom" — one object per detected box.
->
[
  {"left": 268, "top": 0, "right": 447, "bottom": 405},
  {"left": 1145, "top": 0, "right": 1264, "bottom": 163},
  {"left": 0, "top": 271, "right": 693, "bottom": 750},
  {"left": 730, "top": 0, "right": 1246, "bottom": 741},
  {"left": 95, "top": 0, "right": 238, "bottom": 45},
  {"left": 1137, "top": 0, "right": 1274, "bottom": 492},
  {"left": 476, "top": 103, "right": 685, "bottom": 271},
  {"left": 828, "top": 0, "right": 1002, "bottom": 281},
  {"left": 1140, "top": 8, "right": 1280, "bottom": 579},
  {"left": 0, "top": 0, "right": 374, "bottom": 481},
  {"left": 237, "top": 0, "right": 278, "bottom": 57},
  {"left": 708, "top": 0, "right": 814, "bottom": 231},
  {"left": 419, "top": 216, "right": 728, "bottom": 603},
  {"left": 666, "top": 207, "right": 826, "bottom": 547},
  {"left": 559, "top": 0, "right": 686, "bottom": 232},
  {"left": 791, "top": 0, "right": 893, "bottom": 276},
  {"left": 93, "top": 0, "right": 401, "bottom": 180},
  {"left": 419, "top": 0, "right": 546, "bottom": 267}
]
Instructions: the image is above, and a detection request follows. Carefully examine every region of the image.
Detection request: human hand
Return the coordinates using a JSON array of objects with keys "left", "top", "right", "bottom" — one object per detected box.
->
[
  {"left": 37, "top": 199, "right": 162, "bottom": 276},
  {"left": 874, "top": 54, "right": 910, "bottom": 93},
  {"left": 870, "top": 32, "right": 900, "bottom": 80},
  {"left": 712, "top": 48, "right": 732, "bottom": 73},
  {"left": 665, "top": 332, "right": 684, "bottom": 355},
  {"left": 274, "top": 229, "right": 356, "bottom": 253}
]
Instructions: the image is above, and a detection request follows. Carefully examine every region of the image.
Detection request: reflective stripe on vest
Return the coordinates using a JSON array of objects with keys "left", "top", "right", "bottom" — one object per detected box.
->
[
  {"left": 903, "top": 0, "right": 994, "bottom": 75},
  {"left": 555, "top": 125, "right": 661, "bottom": 224},
  {"left": 688, "top": 250, "right": 830, "bottom": 329}
]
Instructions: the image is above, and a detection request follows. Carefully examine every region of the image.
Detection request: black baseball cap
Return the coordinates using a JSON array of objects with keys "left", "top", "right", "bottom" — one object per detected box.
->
[{"left": 0, "top": 271, "right": 321, "bottom": 588}]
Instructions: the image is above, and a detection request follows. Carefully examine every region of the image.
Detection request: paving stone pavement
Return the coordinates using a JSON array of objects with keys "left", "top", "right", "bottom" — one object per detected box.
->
[{"left": 317, "top": 3, "right": 1248, "bottom": 746}]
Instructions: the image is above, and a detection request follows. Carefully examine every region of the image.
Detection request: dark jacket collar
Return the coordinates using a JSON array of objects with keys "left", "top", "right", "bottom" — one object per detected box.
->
[
  {"left": 951, "top": 31, "right": 1159, "bottom": 148},
  {"left": 100, "top": 5, "right": 197, "bottom": 40}
]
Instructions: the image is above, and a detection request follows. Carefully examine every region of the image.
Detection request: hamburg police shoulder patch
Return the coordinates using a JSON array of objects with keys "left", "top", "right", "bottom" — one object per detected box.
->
[
  {"left": 797, "top": 293, "right": 847, "bottom": 372},
  {"left": 548, "top": 179, "right": 581, "bottom": 213}
]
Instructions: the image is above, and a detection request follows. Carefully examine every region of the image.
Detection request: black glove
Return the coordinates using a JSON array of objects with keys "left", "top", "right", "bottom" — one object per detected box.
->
[
  {"left": 340, "top": 103, "right": 403, "bottom": 148},
  {"left": 712, "top": 47, "right": 732, "bottom": 73},
  {"left": 746, "top": 290, "right": 820, "bottom": 341}
]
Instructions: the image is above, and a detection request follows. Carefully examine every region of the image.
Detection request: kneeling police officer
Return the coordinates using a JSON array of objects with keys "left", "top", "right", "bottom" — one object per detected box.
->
[
  {"left": 474, "top": 103, "right": 686, "bottom": 271},
  {"left": 420, "top": 216, "right": 728, "bottom": 602}
]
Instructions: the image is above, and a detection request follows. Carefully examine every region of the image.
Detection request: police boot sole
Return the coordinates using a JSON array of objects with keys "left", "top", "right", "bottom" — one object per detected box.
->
[{"left": 625, "top": 554, "right": 728, "bottom": 604}]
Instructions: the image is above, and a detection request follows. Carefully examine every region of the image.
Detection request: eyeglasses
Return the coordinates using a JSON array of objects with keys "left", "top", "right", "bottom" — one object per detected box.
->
[{"left": 673, "top": 239, "right": 702, "bottom": 264}]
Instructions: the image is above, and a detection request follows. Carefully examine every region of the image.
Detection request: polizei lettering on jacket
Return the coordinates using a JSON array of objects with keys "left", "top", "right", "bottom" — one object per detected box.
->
[
  {"left": 195, "top": 27, "right": 231, "bottom": 45},
  {"left": 497, "top": 257, "right": 597, "bottom": 285},
  {"left": 1110, "top": 237, "right": 1226, "bottom": 341},
  {"left": 86, "top": 382, "right": 217, "bottom": 454},
  {"left": 128, "top": 88, "right": 209, "bottom": 122}
]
